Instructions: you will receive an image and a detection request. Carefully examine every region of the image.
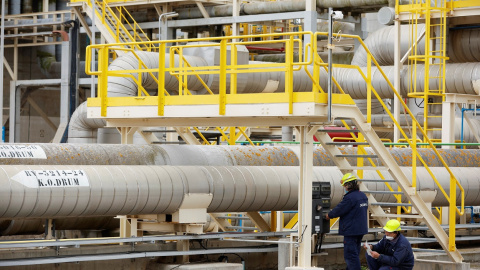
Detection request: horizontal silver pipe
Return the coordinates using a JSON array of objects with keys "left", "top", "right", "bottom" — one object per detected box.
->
[
  {"left": 0, "top": 217, "right": 119, "bottom": 235},
  {"left": 0, "top": 165, "right": 476, "bottom": 219},
  {"left": 1, "top": 144, "right": 480, "bottom": 167},
  {"left": 331, "top": 63, "right": 480, "bottom": 98},
  {"left": 176, "top": 0, "right": 387, "bottom": 19},
  {"left": 352, "top": 24, "right": 480, "bottom": 66}
]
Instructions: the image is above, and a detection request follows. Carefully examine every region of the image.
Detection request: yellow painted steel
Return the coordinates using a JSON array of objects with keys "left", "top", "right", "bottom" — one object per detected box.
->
[
  {"left": 86, "top": 32, "right": 464, "bottom": 250},
  {"left": 398, "top": 0, "right": 480, "bottom": 12},
  {"left": 284, "top": 213, "right": 298, "bottom": 230},
  {"left": 403, "top": 0, "right": 448, "bottom": 139}
]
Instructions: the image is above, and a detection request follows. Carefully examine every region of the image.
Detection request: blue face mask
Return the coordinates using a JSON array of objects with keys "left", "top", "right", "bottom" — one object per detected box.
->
[{"left": 344, "top": 189, "right": 349, "bottom": 194}]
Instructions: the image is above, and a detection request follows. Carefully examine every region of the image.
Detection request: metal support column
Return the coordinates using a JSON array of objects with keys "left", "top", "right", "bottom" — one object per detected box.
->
[
  {"left": 296, "top": 125, "right": 318, "bottom": 267},
  {"left": 60, "top": 41, "right": 71, "bottom": 127},
  {"left": 90, "top": 0, "right": 96, "bottom": 98},
  {"left": 9, "top": 83, "right": 21, "bottom": 143},
  {"left": 441, "top": 102, "right": 455, "bottom": 149},
  {"left": 327, "top": 8, "right": 334, "bottom": 122},
  {"left": 0, "top": 0, "right": 5, "bottom": 142},
  {"left": 232, "top": 0, "right": 240, "bottom": 39},
  {"left": 118, "top": 127, "right": 138, "bottom": 144},
  {"left": 304, "top": 0, "right": 317, "bottom": 56}
]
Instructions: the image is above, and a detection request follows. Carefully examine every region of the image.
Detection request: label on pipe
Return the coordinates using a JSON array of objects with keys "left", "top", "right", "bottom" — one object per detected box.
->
[
  {"left": 0, "top": 145, "right": 46, "bottom": 159},
  {"left": 12, "top": 170, "right": 89, "bottom": 188}
]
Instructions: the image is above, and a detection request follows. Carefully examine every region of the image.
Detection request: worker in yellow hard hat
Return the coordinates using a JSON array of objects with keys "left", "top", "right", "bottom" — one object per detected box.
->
[
  {"left": 364, "top": 219, "right": 414, "bottom": 270},
  {"left": 326, "top": 173, "right": 368, "bottom": 270}
]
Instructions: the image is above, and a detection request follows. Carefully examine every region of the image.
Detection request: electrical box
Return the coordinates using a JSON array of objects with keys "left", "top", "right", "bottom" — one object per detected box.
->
[{"left": 312, "top": 182, "right": 331, "bottom": 235}]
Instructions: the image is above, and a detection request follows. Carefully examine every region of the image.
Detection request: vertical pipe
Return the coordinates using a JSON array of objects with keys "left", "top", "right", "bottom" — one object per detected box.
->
[
  {"left": 90, "top": 0, "right": 96, "bottom": 98},
  {"left": 393, "top": 20, "right": 401, "bottom": 142},
  {"left": 0, "top": 0, "right": 5, "bottom": 143},
  {"left": 282, "top": 126, "right": 293, "bottom": 141},
  {"left": 327, "top": 8, "right": 333, "bottom": 123},
  {"left": 461, "top": 108, "right": 465, "bottom": 146}
]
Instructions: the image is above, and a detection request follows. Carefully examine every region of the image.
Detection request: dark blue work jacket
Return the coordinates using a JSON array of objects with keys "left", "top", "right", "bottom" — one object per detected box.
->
[
  {"left": 372, "top": 234, "right": 414, "bottom": 269},
  {"left": 327, "top": 190, "right": 368, "bottom": 236}
]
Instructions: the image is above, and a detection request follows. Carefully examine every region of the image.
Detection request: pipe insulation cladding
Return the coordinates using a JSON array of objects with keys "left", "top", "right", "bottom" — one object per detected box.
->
[
  {"left": 2, "top": 144, "right": 480, "bottom": 167},
  {"left": 0, "top": 165, "right": 476, "bottom": 219},
  {"left": 352, "top": 25, "right": 480, "bottom": 66},
  {"left": 103, "top": 51, "right": 480, "bottom": 100},
  {"left": 175, "top": 0, "right": 388, "bottom": 19}
]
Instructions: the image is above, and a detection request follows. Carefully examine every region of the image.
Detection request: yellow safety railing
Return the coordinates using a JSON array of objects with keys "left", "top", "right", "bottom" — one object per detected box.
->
[
  {"left": 86, "top": 31, "right": 312, "bottom": 117},
  {"left": 313, "top": 31, "right": 464, "bottom": 251},
  {"left": 86, "top": 32, "right": 464, "bottom": 251},
  {"left": 77, "top": 0, "right": 153, "bottom": 52}
]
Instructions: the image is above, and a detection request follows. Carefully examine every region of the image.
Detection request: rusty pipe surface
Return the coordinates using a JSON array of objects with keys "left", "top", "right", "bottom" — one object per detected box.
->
[
  {"left": 0, "top": 165, "right": 477, "bottom": 219},
  {"left": 0, "top": 144, "right": 480, "bottom": 167}
]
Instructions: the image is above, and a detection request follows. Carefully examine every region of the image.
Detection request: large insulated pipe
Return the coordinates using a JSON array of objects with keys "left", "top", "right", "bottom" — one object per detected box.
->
[
  {"left": 254, "top": 51, "right": 354, "bottom": 65},
  {"left": 331, "top": 63, "right": 480, "bottom": 98},
  {"left": 0, "top": 165, "right": 476, "bottom": 219},
  {"left": 0, "top": 217, "right": 119, "bottom": 235},
  {"left": 104, "top": 51, "right": 480, "bottom": 98},
  {"left": 8, "top": 0, "right": 19, "bottom": 15},
  {"left": 176, "top": 0, "right": 388, "bottom": 19},
  {"left": 352, "top": 25, "right": 480, "bottom": 66},
  {"left": 2, "top": 144, "right": 480, "bottom": 167},
  {"left": 67, "top": 51, "right": 209, "bottom": 143}
]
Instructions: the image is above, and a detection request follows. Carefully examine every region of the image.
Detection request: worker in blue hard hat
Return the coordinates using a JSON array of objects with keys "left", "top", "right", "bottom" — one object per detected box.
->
[
  {"left": 364, "top": 219, "right": 414, "bottom": 270},
  {"left": 326, "top": 172, "right": 368, "bottom": 270}
]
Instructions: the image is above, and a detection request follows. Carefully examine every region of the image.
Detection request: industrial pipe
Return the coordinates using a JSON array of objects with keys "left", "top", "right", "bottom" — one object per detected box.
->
[
  {"left": 175, "top": 0, "right": 388, "bottom": 19},
  {"left": 0, "top": 165, "right": 476, "bottom": 219},
  {"left": 1, "top": 144, "right": 480, "bottom": 168},
  {"left": 352, "top": 24, "right": 480, "bottom": 66}
]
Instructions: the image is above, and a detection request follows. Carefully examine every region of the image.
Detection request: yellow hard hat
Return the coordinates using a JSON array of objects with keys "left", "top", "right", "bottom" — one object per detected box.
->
[
  {"left": 383, "top": 219, "right": 401, "bottom": 232},
  {"left": 341, "top": 173, "right": 357, "bottom": 186}
]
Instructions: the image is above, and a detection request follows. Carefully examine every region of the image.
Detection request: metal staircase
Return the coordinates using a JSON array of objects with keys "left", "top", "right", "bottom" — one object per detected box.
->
[
  {"left": 314, "top": 105, "right": 463, "bottom": 262},
  {"left": 79, "top": 0, "right": 153, "bottom": 54},
  {"left": 310, "top": 31, "right": 464, "bottom": 262}
]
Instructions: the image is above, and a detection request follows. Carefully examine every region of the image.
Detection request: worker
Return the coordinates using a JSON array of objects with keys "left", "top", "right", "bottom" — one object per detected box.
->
[
  {"left": 364, "top": 219, "right": 414, "bottom": 270},
  {"left": 326, "top": 173, "right": 368, "bottom": 270}
]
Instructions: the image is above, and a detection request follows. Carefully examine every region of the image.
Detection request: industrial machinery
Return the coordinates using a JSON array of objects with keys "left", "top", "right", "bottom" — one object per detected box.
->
[{"left": 0, "top": 0, "right": 480, "bottom": 269}]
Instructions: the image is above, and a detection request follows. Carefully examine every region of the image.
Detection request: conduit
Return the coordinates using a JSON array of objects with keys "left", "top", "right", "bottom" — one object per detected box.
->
[
  {"left": 2, "top": 144, "right": 480, "bottom": 168},
  {"left": 0, "top": 165, "right": 477, "bottom": 219}
]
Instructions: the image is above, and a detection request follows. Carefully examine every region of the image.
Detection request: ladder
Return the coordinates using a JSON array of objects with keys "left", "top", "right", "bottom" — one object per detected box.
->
[{"left": 406, "top": 0, "right": 448, "bottom": 138}]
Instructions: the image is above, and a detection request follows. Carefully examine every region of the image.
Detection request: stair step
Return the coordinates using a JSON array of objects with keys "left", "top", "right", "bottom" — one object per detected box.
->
[
  {"left": 371, "top": 214, "right": 423, "bottom": 219},
  {"left": 317, "top": 129, "right": 360, "bottom": 133},
  {"left": 363, "top": 190, "right": 404, "bottom": 195},
  {"left": 340, "top": 166, "right": 388, "bottom": 171},
  {"left": 326, "top": 142, "right": 370, "bottom": 145},
  {"left": 216, "top": 216, "right": 250, "bottom": 220},
  {"left": 358, "top": 179, "right": 395, "bottom": 183},
  {"left": 371, "top": 202, "right": 412, "bottom": 207},
  {"left": 335, "top": 154, "right": 378, "bottom": 158},
  {"left": 226, "top": 226, "right": 257, "bottom": 230}
]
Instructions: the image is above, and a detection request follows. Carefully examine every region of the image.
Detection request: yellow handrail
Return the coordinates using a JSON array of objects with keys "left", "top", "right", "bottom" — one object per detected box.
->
[{"left": 85, "top": 33, "right": 464, "bottom": 244}]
